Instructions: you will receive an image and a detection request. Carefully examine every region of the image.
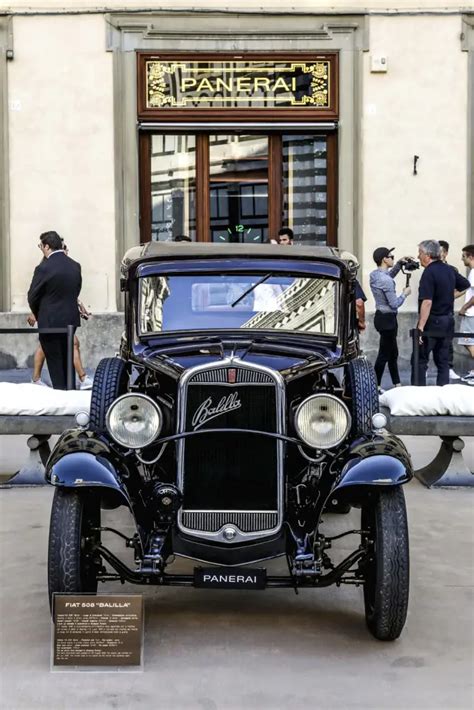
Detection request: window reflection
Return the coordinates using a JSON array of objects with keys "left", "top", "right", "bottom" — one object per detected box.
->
[
  {"left": 209, "top": 135, "right": 268, "bottom": 243},
  {"left": 282, "top": 135, "right": 328, "bottom": 245},
  {"left": 151, "top": 135, "right": 196, "bottom": 241},
  {"left": 140, "top": 276, "right": 170, "bottom": 332}
]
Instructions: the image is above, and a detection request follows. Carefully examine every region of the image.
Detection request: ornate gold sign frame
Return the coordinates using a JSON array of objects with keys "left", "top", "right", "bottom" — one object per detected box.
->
[{"left": 137, "top": 53, "right": 339, "bottom": 121}]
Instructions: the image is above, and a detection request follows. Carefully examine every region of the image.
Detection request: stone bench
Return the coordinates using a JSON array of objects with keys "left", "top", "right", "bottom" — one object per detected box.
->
[
  {"left": 381, "top": 407, "right": 474, "bottom": 488},
  {"left": 0, "top": 415, "right": 75, "bottom": 485}
]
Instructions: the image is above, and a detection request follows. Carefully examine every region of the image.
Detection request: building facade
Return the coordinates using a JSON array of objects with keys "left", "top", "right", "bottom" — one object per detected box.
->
[{"left": 0, "top": 1, "right": 473, "bottom": 368}]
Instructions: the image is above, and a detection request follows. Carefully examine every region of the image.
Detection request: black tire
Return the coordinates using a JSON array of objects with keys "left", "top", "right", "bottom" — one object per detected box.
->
[
  {"left": 48, "top": 488, "right": 101, "bottom": 610},
  {"left": 346, "top": 357, "right": 379, "bottom": 435},
  {"left": 362, "top": 487, "right": 409, "bottom": 641},
  {"left": 89, "top": 357, "right": 128, "bottom": 433}
]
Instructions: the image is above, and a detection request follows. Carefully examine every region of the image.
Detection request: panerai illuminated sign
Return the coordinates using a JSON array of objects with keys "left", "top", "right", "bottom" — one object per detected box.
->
[{"left": 145, "top": 60, "right": 331, "bottom": 110}]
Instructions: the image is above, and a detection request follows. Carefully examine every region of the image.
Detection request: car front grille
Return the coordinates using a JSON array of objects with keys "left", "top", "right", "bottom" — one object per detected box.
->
[
  {"left": 177, "top": 360, "right": 283, "bottom": 541},
  {"left": 181, "top": 511, "right": 278, "bottom": 533}
]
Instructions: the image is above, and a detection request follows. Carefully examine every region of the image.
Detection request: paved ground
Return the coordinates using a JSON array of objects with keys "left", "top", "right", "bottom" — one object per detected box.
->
[{"left": 0, "top": 437, "right": 473, "bottom": 710}]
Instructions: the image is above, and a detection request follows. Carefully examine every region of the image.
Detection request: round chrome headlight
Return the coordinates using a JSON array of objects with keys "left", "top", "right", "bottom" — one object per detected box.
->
[
  {"left": 295, "top": 394, "right": 351, "bottom": 450},
  {"left": 106, "top": 394, "right": 162, "bottom": 449}
]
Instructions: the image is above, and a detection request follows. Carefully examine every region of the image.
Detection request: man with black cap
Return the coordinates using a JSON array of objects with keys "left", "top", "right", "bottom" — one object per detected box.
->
[{"left": 369, "top": 247, "right": 411, "bottom": 390}]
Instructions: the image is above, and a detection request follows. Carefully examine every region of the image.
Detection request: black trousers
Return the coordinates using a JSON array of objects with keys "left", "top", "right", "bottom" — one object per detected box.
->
[
  {"left": 39, "top": 333, "right": 69, "bottom": 390},
  {"left": 448, "top": 338, "right": 454, "bottom": 370},
  {"left": 374, "top": 312, "right": 400, "bottom": 386},
  {"left": 410, "top": 314, "right": 453, "bottom": 386}
]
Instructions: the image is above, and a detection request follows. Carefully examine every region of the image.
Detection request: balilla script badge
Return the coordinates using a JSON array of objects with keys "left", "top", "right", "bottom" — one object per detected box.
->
[{"left": 191, "top": 392, "right": 242, "bottom": 430}]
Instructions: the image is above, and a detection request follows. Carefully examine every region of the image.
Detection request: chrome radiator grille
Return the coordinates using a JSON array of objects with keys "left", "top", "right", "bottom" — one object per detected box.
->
[
  {"left": 177, "top": 359, "right": 284, "bottom": 541},
  {"left": 181, "top": 511, "right": 278, "bottom": 533}
]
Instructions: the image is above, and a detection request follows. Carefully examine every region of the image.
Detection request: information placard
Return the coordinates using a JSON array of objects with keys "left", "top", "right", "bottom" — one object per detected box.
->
[{"left": 52, "top": 595, "right": 143, "bottom": 669}]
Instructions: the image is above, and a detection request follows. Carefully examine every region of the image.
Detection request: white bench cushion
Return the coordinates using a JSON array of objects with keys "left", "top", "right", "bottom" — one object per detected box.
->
[
  {"left": 0, "top": 383, "right": 91, "bottom": 416},
  {"left": 379, "top": 385, "right": 474, "bottom": 417}
]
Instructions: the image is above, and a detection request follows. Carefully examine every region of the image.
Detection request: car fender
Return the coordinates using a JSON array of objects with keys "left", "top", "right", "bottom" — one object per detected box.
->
[
  {"left": 333, "top": 454, "right": 412, "bottom": 493},
  {"left": 47, "top": 451, "right": 145, "bottom": 553},
  {"left": 47, "top": 451, "right": 130, "bottom": 501},
  {"left": 45, "top": 428, "right": 133, "bottom": 502}
]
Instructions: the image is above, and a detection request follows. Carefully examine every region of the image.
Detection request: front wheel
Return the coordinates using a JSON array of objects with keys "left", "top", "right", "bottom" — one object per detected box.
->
[
  {"left": 362, "top": 487, "right": 409, "bottom": 641},
  {"left": 48, "top": 488, "right": 101, "bottom": 610}
]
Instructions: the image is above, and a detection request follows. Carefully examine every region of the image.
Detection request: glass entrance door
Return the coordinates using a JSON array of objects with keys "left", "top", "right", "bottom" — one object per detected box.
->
[
  {"left": 209, "top": 135, "right": 268, "bottom": 243},
  {"left": 140, "top": 131, "right": 336, "bottom": 245},
  {"left": 282, "top": 134, "right": 332, "bottom": 245}
]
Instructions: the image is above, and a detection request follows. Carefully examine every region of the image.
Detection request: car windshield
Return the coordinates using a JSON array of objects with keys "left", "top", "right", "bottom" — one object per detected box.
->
[{"left": 139, "top": 273, "right": 337, "bottom": 336}]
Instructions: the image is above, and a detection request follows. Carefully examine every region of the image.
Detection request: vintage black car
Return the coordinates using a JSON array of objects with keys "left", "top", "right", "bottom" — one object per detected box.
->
[{"left": 46, "top": 243, "right": 412, "bottom": 640}]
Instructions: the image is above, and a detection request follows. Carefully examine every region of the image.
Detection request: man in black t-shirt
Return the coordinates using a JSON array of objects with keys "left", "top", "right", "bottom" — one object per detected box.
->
[{"left": 412, "top": 239, "right": 470, "bottom": 386}]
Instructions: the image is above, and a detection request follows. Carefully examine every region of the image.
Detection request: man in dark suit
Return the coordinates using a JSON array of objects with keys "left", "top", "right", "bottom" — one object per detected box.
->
[{"left": 27, "top": 231, "right": 82, "bottom": 389}]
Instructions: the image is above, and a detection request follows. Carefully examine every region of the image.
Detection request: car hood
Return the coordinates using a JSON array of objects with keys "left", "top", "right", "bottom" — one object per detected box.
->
[{"left": 134, "top": 335, "right": 342, "bottom": 382}]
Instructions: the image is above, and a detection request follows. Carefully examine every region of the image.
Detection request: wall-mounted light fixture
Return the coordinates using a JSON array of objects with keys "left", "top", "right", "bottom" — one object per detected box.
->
[{"left": 413, "top": 155, "right": 419, "bottom": 176}]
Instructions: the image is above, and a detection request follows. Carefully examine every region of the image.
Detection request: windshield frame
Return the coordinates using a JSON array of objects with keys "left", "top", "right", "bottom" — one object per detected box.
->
[{"left": 135, "top": 258, "right": 344, "bottom": 342}]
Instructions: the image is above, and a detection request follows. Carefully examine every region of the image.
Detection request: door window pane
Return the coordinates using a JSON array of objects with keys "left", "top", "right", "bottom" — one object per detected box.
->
[
  {"left": 209, "top": 135, "right": 268, "bottom": 243},
  {"left": 282, "top": 135, "right": 328, "bottom": 245},
  {"left": 151, "top": 135, "right": 196, "bottom": 241}
]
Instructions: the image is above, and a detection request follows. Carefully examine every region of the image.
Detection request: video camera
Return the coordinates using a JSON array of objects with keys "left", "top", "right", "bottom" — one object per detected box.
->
[
  {"left": 400, "top": 258, "right": 420, "bottom": 287},
  {"left": 400, "top": 258, "right": 420, "bottom": 273}
]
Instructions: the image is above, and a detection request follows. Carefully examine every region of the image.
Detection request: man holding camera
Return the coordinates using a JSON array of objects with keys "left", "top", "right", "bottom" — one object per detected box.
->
[
  {"left": 413, "top": 239, "right": 470, "bottom": 386},
  {"left": 369, "top": 247, "right": 412, "bottom": 390}
]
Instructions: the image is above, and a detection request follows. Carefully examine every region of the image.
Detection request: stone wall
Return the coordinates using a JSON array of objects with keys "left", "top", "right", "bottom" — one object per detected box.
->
[{"left": 0, "top": 312, "right": 124, "bottom": 369}]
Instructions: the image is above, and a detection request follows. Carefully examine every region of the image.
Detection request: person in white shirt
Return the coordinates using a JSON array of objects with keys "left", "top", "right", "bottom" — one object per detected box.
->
[{"left": 458, "top": 245, "right": 474, "bottom": 383}]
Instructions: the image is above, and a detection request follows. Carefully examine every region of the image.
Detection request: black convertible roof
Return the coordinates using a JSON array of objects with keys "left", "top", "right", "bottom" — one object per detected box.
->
[{"left": 122, "top": 242, "right": 353, "bottom": 274}]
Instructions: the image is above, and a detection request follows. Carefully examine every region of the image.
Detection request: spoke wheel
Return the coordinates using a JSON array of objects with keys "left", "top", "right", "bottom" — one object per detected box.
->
[
  {"left": 361, "top": 487, "right": 409, "bottom": 641},
  {"left": 48, "top": 488, "right": 101, "bottom": 611}
]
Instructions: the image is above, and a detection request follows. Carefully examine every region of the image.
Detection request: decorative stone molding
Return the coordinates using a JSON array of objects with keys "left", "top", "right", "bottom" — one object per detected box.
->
[
  {"left": 0, "top": 17, "right": 13, "bottom": 312},
  {"left": 462, "top": 16, "right": 474, "bottom": 243},
  {"left": 106, "top": 13, "right": 369, "bottom": 52},
  {"left": 107, "top": 11, "right": 368, "bottom": 308}
]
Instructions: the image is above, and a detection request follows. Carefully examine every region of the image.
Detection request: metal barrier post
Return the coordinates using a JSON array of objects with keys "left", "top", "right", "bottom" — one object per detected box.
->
[
  {"left": 411, "top": 328, "right": 420, "bottom": 386},
  {"left": 66, "top": 325, "right": 75, "bottom": 390}
]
